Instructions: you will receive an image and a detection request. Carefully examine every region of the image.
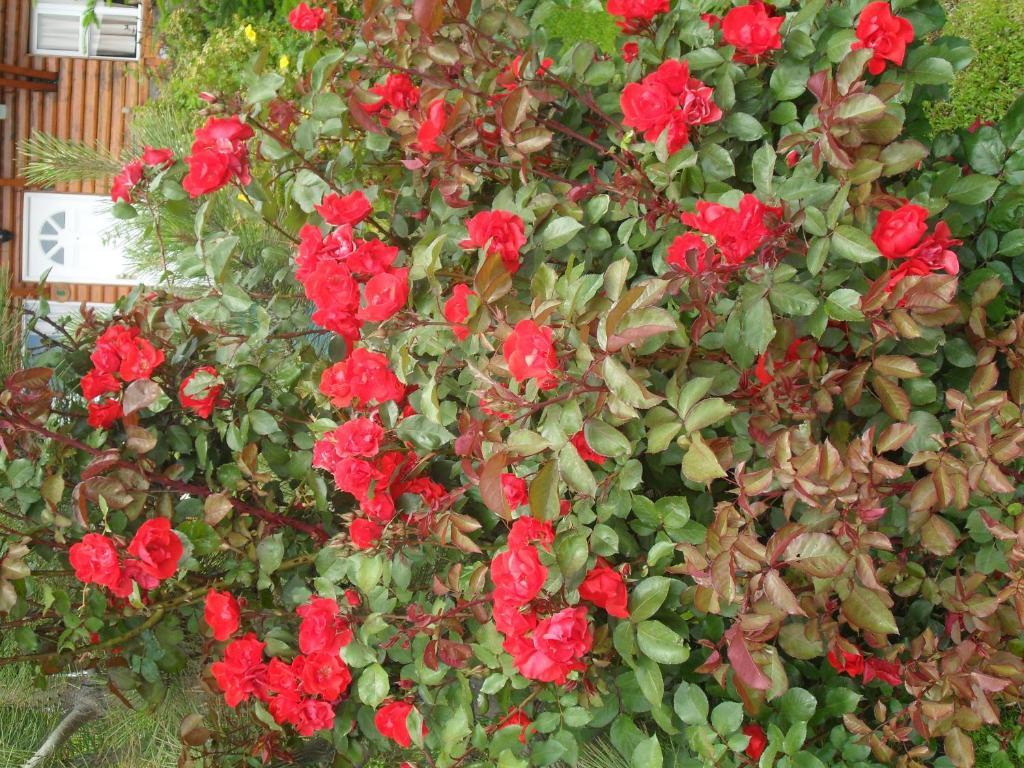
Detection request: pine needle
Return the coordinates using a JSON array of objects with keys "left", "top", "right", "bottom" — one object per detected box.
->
[{"left": 20, "top": 132, "right": 122, "bottom": 188}]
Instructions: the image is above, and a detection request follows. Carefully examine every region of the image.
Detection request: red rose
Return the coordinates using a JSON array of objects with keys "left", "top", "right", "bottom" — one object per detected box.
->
[
  {"left": 742, "top": 724, "right": 768, "bottom": 759},
  {"left": 681, "top": 193, "right": 782, "bottom": 265},
  {"left": 141, "top": 146, "right": 174, "bottom": 168},
  {"left": 491, "top": 545, "right": 547, "bottom": 606},
  {"left": 345, "top": 589, "right": 361, "bottom": 606},
  {"left": 127, "top": 518, "right": 183, "bottom": 581},
  {"left": 348, "top": 238, "right": 400, "bottom": 277},
  {"left": 621, "top": 60, "right": 721, "bottom": 153},
  {"left": 622, "top": 42, "right": 639, "bottom": 63},
  {"left": 204, "top": 589, "right": 241, "bottom": 641},
  {"left": 579, "top": 562, "right": 630, "bottom": 618},
  {"left": 296, "top": 596, "right": 353, "bottom": 655},
  {"left": 350, "top": 518, "right": 384, "bottom": 549},
  {"left": 852, "top": 2, "right": 915, "bottom": 75},
  {"left": 512, "top": 606, "right": 592, "bottom": 684},
  {"left": 863, "top": 657, "right": 902, "bottom": 686},
  {"left": 375, "top": 701, "right": 428, "bottom": 748},
  {"left": 606, "top": 0, "right": 669, "bottom": 32},
  {"left": 905, "top": 221, "right": 960, "bottom": 275},
  {"left": 667, "top": 232, "right": 714, "bottom": 275},
  {"left": 620, "top": 80, "right": 678, "bottom": 144},
  {"left": 110, "top": 558, "right": 162, "bottom": 597},
  {"left": 721, "top": 2, "right": 784, "bottom": 62},
  {"left": 288, "top": 2, "right": 326, "bottom": 31},
  {"left": 501, "top": 473, "right": 529, "bottom": 509},
  {"left": 270, "top": 694, "right": 336, "bottom": 736},
  {"left": 87, "top": 398, "right": 123, "bottom": 430},
  {"left": 301, "top": 651, "right": 352, "bottom": 700},
  {"left": 332, "top": 457, "right": 385, "bottom": 500},
  {"left": 117, "top": 335, "right": 165, "bottom": 382},
  {"left": 444, "top": 284, "right": 475, "bottom": 340},
  {"left": 754, "top": 352, "right": 775, "bottom": 386},
  {"left": 460, "top": 210, "right": 527, "bottom": 272},
  {"left": 503, "top": 319, "right": 560, "bottom": 389},
  {"left": 828, "top": 646, "right": 865, "bottom": 678},
  {"left": 316, "top": 191, "right": 372, "bottom": 226},
  {"left": 498, "top": 708, "right": 534, "bottom": 743},
  {"left": 182, "top": 148, "right": 233, "bottom": 197},
  {"left": 179, "top": 366, "right": 225, "bottom": 418},
  {"left": 362, "top": 493, "right": 398, "bottom": 523},
  {"left": 507, "top": 516, "right": 554, "bottom": 551},
  {"left": 492, "top": 598, "right": 538, "bottom": 637},
  {"left": 80, "top": 369, "right": 119, "bottom": 400},
  {"left": 366, "top": 74, "right": 421, "bottom": 124},
  {"left": 357, "top": 268, "right": 410, "bottom": 322},
  {"left": 417, "top": 98, "right": 449, "bottom": 154},
  {"left": 871, "top": 203, "right": 929, "bottom": 259},
  {"left": 69, "top": 533, "right": 122, "bottom": 588},
  {"left": 571, "top": 431, "right": 607, "bottom": 465},
  {"left": 210, "top": 633, "right": 268, "bottom": 707},
  {"left": 325, "top": 419, "right": 385, "bottom": 458},
  {"left": 267, "top": 657, "right": 302, "bottom": 694},
  {"left": 319, "top": 348, "right": 405, "bottom": 409},
  {"left": 111, "top": 160, "right": 143, "bottom": 204}
]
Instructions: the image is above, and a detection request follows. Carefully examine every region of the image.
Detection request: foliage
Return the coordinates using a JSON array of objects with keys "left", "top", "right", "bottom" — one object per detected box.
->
[
  {"left": 926, "top": 0, "right": 1024, "bottom": 132},
  {"left": 0, "top": 267, "right": 22, "bottom": 383},
  {"left": 540, "top": 1, "right": 619, "bottom": 54},
  {"left": 2, "top": 0, "right": 1024, "bottom": 767}
]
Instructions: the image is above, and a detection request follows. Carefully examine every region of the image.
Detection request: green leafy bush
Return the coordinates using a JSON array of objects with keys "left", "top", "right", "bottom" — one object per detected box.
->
[{"left": 3, "top": 1, "right": 1024, "bottom": 768}]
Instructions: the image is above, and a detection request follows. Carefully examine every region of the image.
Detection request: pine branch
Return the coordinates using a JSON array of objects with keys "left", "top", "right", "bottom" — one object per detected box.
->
[{"left": 20, "top": 132, "right": 122, "bottom": 188}]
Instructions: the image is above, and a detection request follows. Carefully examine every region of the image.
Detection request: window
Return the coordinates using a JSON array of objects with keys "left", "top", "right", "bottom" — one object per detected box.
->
[
  {"left": 22, "top": 300, "right": 113, "bottom": 356},
  {"left": 31, "top": 1, "right": 142, "bottom": 60},
  {"left": 22, "top": 193, "right": 135, "bottom": 285}
]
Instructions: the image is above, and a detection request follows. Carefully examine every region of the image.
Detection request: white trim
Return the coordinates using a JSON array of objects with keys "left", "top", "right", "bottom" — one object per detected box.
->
[{"left": 30, "top": 1, "right": 142, "bottom": 61}]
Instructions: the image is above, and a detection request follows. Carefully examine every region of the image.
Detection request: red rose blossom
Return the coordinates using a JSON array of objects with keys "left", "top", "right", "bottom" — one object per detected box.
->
[
  {"left": 319, "top": 348, "right": 405, "bottom": 409},
  {"left": 667, "top": 232, "right": 714, "bottom": 275},
  {"left": 80, "top": 369, "right": 119, "bottom": 400},
  {"left": 270, "top": 694, "right": 336, "bottom": 736},
  {"left": 444, "top": 284, "right": 475, "bottom": 340},
  {"left": 491, "top": 545, "right": 548, "bottom": 606},
  {"left": 828, "top": 646, "right": 866, "bottom": 678},
  {"left": 211, "top": 633, "right": 268, "bottom": 707},
  {"left": 301, "top": 650, "right": 352, "bottom": 700},
  {"left": 621, "top": 60, "right": 722, "bottom": 153},
  {"left": 680, "top": 193, "right": 782, "bottom": 265},
  {"left": 571, "top": 430, "right": 607, "bottom": 465},
  {"left": 87, "top": 398, "right": 123, "bottom": 430},
  {"left": 579, "top": 562, "right": 630, "bottom": 618},
  {"left": 182, "top": 116, "right": 255, "bottom": 197},
  {"left": 507, "top": 516, "right": 554, "bottom": 551},
  {"left": 742, "top": 724, "right": 768, "bottom": 759},
  {"left": 179, "top": 366, "right": 225, "bottom": 418},
  {"left": 501, "top": 473, "right": 530, "bottom": 509},
  {"left": 316, "top": 191, "right": 372, "bottom": 226},
  {"left": 852, "top": 2, "right": 915, "bottom": 75},
  {"left": 365, "top": 73, "right": 421, "bottom": 126},
  {"left": 69, "top": 533, "right": 122, "bottom": 589},
  {"left": 863, "top": 657, "right": 902, "bottom": 686},
  {"left": 498, "top": 708, "right": 534, "bottom": 743},
  {"left": 416, "top": 98, "right": 449, "bottom": 154},
  {"left": 141, "top": 146, "right": 174, "bottom": 168},
  {"left": 503, "top": 319, "right": 559, "bottom": 389},
  {"left": 622, "top": 42, "right": 639, "bottom": 62},
  {"left": 350, "top": 518, "right": 384, "bottom": 549},
  {"left": 872, "top": 203, "right": 929, "bottom": 259},
  {"left": 204, "top": 589, "right": 241, "bottom": 641},
  {"left": 512, "top": 606, "right": 592, "bottom": 684},
  {"left": 606, "top": 0, "right": 669, "bottom": 32},
  {"left": 288, "top": 2, "right": 326, "bottom": 31},
  {"left": 111, "top": 160, "right": 143, "bottom": 204},
  {"left": 357, "top": 268, "right": 410, "bottom": 322},
  {"left": 460, "top": 210, "right": 528, "bottom": 272},
  {"left": 127, "top": 518, "right": 183, "bottom": 581},
  {"left": 721, "top": 1, "right": 784, "bottom": 62},
  {"left": 375, "top": 700, "right": 428, "bottom": 748},
  {"left": 296, "top": 596, "right": 353, "bottom": 655}
]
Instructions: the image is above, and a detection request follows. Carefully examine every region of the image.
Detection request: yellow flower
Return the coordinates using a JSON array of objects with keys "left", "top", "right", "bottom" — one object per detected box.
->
[
  {"left": 237, "top": 193, "right": 248, "bottom": 203},
  {"left": 278, "top": 54, "right": 290, "bottom": 72},
  {"left": 244, "top": 24, "right": 257, "bottom": 44}
]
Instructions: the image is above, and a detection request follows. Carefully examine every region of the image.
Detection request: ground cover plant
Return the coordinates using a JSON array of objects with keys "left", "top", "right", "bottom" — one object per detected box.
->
[{"left": 3, "top": 0, "right": 1024, "bottom": 766}]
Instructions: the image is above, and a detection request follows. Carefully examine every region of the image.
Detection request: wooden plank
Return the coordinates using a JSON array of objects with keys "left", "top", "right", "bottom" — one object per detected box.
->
[
  {"left": 109, "top": 62, "right": 125, "bottom": 162},
  {"left": 68, "top": 58, "right": 86, "bottom": 193},
  {"left": 82, "top": 60, "right": 100, "bottom": 194},
  {"left": 0, "top": 63, "right": 58, "bottom": 81}
]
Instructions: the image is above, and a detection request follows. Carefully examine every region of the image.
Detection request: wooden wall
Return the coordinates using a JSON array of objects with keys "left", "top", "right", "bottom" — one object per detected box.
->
[{"left": 0, "top": 0, "right": 153, "bottom": 304}]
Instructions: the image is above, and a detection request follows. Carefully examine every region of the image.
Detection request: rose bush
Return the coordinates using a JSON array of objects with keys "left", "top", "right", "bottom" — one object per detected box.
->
[{"left": 3, "top": 0, "right": 1024, "bottom": 765}]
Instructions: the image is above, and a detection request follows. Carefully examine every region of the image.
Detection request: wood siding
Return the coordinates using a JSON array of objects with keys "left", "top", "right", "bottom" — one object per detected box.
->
[{"left": 0, "top": 0, "right": 153, "bottom": 304}]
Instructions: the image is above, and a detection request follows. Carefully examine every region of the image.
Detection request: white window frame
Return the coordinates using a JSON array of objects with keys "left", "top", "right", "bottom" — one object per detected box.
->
[{"left": 30, "top": 0, "right": 143, "bottom": 61}]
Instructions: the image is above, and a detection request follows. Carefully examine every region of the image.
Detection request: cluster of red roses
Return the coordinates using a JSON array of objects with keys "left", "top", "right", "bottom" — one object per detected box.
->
[
  {"left": 69, "top": 518, "right": 183, "bottom": 598},
  {"left": 111, "top": 146, "right": 174, "bottom": 204},
  {"left": 489, "top": 516, "right": 629, "bottom": 684},
  {"left": 828, "top": 645, "right": 903, "bottom": 686},
  {"left": 364, "top": 73, "right": 421, "bottom": 127},
  {"left": 288, "top": 2, "right": 325, "bottom": 31},
  {"left": 210, "top": 596, "right": 354, "bottom": 736},
  {"left": 666, "top": 193, "right": 783, "bottom": 283},
  {"left": 870, "top": 202, "right": 961, "bottom": 291},
  {"left": 620, "top": 60, "right": 722, "bottom": 154},
  {"left": 182, "top": 116, "right": 256, "bottom": 198},
  {"left": 295, "top": 190, "right": 410, "bottom": 343},
  {"left": 178, "top": 365, "right": 227, "bottom": 419},
  {"left": 80, "top": 324, "right": 165, "bottom": 429}
]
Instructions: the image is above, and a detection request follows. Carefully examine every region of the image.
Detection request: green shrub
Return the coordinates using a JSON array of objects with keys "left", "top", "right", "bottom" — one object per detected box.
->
[
  {"left": 928, "top": 0, "right": 1024, "bottom": 130},
  {"left": 541, "top": 1, "right": 619, "bottom": 53}
]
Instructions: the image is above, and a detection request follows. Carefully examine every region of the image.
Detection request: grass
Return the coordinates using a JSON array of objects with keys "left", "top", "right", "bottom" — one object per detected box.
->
[{"left": 929, "top": 0, "right": 1024, "bottom": 131}]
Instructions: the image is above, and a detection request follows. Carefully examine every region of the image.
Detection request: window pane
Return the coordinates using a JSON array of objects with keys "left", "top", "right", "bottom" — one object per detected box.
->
[
  {"left": 35, "top": 13, "right": 82, "bottom": 54},
  {"left": 90, "top": 17, "right": 138, "bottom": 58}
]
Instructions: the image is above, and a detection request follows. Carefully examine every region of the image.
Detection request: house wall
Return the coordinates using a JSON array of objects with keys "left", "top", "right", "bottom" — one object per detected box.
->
[{"left": 0, "top": 0, "right": 153, "bottom": 304}]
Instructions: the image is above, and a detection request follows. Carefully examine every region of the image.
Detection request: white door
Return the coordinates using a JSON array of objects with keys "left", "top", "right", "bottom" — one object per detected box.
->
[{"left": 22, "top": 193, "right": 135, "bottom": 285}]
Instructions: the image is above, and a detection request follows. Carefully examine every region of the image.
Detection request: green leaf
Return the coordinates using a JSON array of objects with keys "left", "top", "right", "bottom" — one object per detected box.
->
[
  {"left": 632, "top": 735, "right": 663, "bottom": 768},
  {"left": 529, "top": 460, "right": 561, "bottom": 521},
  {"left": 673, "top": 682, "right": 709, "bottom": 725},
  {"left": 724, "top": 113, "right": 765, "bottom": 141},
  {"left": 770, "top": 282, "right": 819, "bottom": 316},
  {"left": 629, "top": 576, "right": 672, "bottom": 622},
  {"left": 711, "top": 701, "right": 744, "bottom": 735},
  {"left": 825, "top": 288, "right": 864, "bottom": 321},
  {"left": 6, "top": 459, "right": 34, "bottom": 489},
  {"left": 584, "top": 420, "right": 632, "bottom": 458},
  {"left": 947, "top": 174, "right": 1000, "bottom": 205},
  {"left": 752, "top": 143, "right": 776, "bottom": 196},
  {"left": 555, "top": 531, "right": 590, "bottom": 585},
  {"left": 256, "top": 533, "right": 284, "bottom": 575},
  {"left": 249, "top": 410, "right": 279, "bottom": 436},
  {"left": 636, "top": 620, "right": 690, "bottom": 665},
  {"left": 634, "top": 656, "right": 664, "bottom": 708},
  {"left": 603, "top": 357, "right": 647, "bottom": 407},
  {"left": 683, "top": 398, "right": 735, "bottom": 433},
  {"left": 835, "top": 93, "right": 886, "bottom": 122},
  {"left": 539, "top": 216, "right": 583, "bottom": 250},
  {"left": 830, "top": 225, "right": 881, "bottom": 263},
  {"left": 395, "top": 415, "right": 455, "bottom": 450},
  {"left": 841, "top": 585, "right": 898, "bottom": 634},
  {"left": 357, "top": 663, "right": 389, "bottom": 706},
  {"left": 780, "top": 687, "right": 817, "bottom": 723},
  {"left": 682, "top": 433, "right": 726, "bottom": 485}
]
